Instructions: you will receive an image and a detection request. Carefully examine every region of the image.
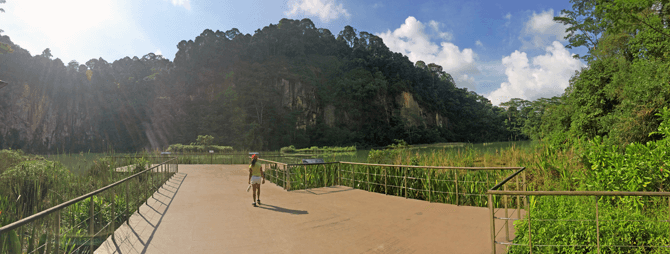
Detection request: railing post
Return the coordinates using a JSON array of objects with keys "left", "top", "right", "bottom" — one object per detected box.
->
[
  {"left": 56, "top": 210, "right": 60, "bottom": 254},
  {"left": 338, "top": 163, "right": 341, "bottom": 186},
  {"left": 324, "top": 164, "right": 327, "bottom": 187},
  {"left": 303, "top": 165, "right": 307, "bottom": 190},
  {"left": 504, "top": 184, "right": 509, "bottom": 242},
  {"left": 111, "top": 189, "right": 116, "bottom": 239},
  {"left": 515, "top": 174, "right": 521, "bottom": 219},
  {"left": 90, "top": 195, "right": 94, "bottom": 252},
  {"left": 455, "top": 170, "right": 459, "bottom": 206},
  {"left": 404, "top": 167, "right": 408, "bottom": 199},
  {"left": 527, "top": 195, "right": 532, "bottom": 254},
  {"left": 126, "top": 180, "right": 129, "bottom": 225},
  {"left": 488, "top": 193, "right": 496, "bottom": 254},
  {"left": 384, "top": 166, "right": 387, "bottom": 195},
  {"left": 353, "top": 165, "right": 356, "bottom": 189},
  {"left": 596, "top": 196, "right": 600, "bottom": 254},
  {"left": 426, "top": 168, "right": 433, "bottom": 203},
  {"left": 367, "top": 166, "right": 370, "bottom": 192}
]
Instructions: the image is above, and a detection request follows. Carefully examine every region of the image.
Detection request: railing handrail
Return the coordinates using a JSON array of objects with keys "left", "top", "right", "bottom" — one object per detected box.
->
[
  {"left": 339, "top": 161, "right": 525, "bottom": 170},
  {"left": 257, "top": 158, "right": 288, "bottom": 166},
  {"left": 487, "top": 189, "right": 670, "bottom": 196},
  {"left": 0, "top": 156, "right": 178, "bottom": 234},
  {"left": 287, "top": 162, "right": 340, "bottom": 166}
]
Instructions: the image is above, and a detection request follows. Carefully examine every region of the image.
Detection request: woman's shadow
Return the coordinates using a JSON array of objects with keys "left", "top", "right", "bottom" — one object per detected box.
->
[{"left": 257, "top": 203, "right": 308, "bottom": 215}]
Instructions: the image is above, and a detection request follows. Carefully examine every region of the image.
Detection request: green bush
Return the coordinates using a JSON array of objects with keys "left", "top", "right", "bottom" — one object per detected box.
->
[
  {"left": 1, "top": 160, "right": 72, "bottom": 218},
  {"left": 167, "top": 143, "right": 233, "bottom": 153},
  {"left": 280, "top": 145, "right": 297, "bottom": 153},
  {"left": 510, "top": 107, "right": 670, "bottom": 253}
]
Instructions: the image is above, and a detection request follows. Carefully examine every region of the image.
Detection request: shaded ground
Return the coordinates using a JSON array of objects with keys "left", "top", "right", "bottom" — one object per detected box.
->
[{"left": 96, "top": 164, "right": 517, "bottom": 254}]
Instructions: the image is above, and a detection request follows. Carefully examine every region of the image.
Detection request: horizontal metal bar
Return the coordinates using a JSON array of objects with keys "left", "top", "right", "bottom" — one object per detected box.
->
[
  {"left": 258, "top": 158, "right": 288, "bottom": 166},
  {"left": 488, "top": 189, "right": 670, "bottom": 196},
  {"left": 431, "top": 190, "right": 457, "bottom": 195},
  {"left": 602, "top": 245, "right": 670, "bottom": 248},
  {"left": 287, "top": 162, "right": 340, "bottom": 166},
  {"left": 0, "top": 157, "right": 178, "bottom": 234},
  {"left": 495, "top": 241, "right": 526, "bottom": 246},
  {"left": 494, "top": 217, "right": 524, "bottom": 221},
  {"left": 340, "top": 161, "right": 523, "bottom": 170},
  {"left": 527, "top": 244, "right": 596, "bottom": 247},
  {"left": 462, "top": 193, "right": 487, "bottom": 197}
]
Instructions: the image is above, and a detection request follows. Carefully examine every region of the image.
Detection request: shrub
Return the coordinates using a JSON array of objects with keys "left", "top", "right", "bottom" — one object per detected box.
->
[{"left": 1, "top": 160, "right": 72, "bottom": 218}]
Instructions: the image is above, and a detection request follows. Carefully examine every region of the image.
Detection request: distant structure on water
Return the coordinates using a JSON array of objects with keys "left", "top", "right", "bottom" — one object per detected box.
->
[{"left": 0, "top": 80, "right": 7, "bottom": 90}]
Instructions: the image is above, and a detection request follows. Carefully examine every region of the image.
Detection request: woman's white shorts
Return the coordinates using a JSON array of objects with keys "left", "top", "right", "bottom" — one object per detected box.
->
[{"left": 250, "top": 176, "right": 262, "bottom": 185}]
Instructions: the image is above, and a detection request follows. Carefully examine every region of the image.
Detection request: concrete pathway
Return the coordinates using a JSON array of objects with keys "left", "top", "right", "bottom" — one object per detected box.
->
[{"left": 96, "top": 165, "right": 517, "bottom": 254}]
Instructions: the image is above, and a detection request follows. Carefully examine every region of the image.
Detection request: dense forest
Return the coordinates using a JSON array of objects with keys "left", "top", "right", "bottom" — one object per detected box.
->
[
  {"left": 506, "top": 0, "right": 670, "bottom": 150},
  {"left": 0, "top": 18, "right": 526, "bottom": 153}
]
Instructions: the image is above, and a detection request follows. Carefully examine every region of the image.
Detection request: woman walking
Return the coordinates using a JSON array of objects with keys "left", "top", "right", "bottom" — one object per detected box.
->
[{"left": 248, "top": 154, "right": 265, "bottom": 207}]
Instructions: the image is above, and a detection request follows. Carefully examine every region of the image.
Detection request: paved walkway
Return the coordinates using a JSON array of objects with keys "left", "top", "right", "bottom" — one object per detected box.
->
[{"left": 96, "top": 165, "right": 517, "bottom": 254}]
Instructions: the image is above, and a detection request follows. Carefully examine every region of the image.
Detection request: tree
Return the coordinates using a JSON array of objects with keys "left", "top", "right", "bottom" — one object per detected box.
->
[
  {"left": 600, "top": 0, "right": 670, "bottom": 41},
  {"left": 337, "top": 25, "right": 358, "bottom": 48},
  {"left": 554, "top": 0, "right": 607, "bottom": 61},
  {"left": 197, "top": 135, "right": 214, "bottom": 149},
  {"left": 41, "top": 48, "right": 52, "bottom": 59}
]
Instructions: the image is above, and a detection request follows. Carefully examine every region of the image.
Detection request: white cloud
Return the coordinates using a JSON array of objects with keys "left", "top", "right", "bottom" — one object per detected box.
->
[
  {"left": 168, "top": 0, "right": 191, "bottom": 10},
  {"left": 504, "top": 12, "right": 512, "bottom": 27},
  {"left": 285, "top": 0, "right": 350, "bottom": 23},
  {"left": 519, "top": 9, "right": 568, "bottom": 49},
  {"left": 475, "top": 40, "right": 484, "bottom": 47},
  {"left": 372, "top": 2, "right": 384, "bottom": 9},
  {"left": 377, "top": 16, "right": 478, "bottom": 90},
  {"left": 427, "top": 20, "right": 452, "bottom": 40},
  {"left": 155, "top": 49, "right": 163, "bottom": 56},
  {"left": 486, "top": 41, "right": 584, "bottom": 106}
]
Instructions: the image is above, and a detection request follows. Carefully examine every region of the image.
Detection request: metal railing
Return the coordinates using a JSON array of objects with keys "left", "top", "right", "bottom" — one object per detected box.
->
[
  {"left": 338, "top": 162, "right": 523, "bottom": 206},
  {"left": 0, "top": 157, "right": 178, "bottom": 254},
  {"left": 260, "top": 159, "right": 523, "bottom": 207},
  {"left": 487, "top": 168, "right": 670, "bottom": 254},
  {"left": 258, "top": 159, "right": 290, "bottom": 190}
]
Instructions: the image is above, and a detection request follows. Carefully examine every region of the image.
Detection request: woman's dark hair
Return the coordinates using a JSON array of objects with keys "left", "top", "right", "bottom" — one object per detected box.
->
[{"left": 251, "top": 158, "right": 257, "bottom": 166}]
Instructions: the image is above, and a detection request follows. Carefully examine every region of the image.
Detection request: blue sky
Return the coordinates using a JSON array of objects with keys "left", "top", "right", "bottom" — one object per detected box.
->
[{"left": 0, "top": 0, "right": 588, "bottom": 105}]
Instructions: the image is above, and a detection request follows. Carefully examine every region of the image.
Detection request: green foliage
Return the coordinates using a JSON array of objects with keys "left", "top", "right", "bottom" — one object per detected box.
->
[
  {"left": 167, "top": 143, "right": 233, "bottom": 153},
  {"left": 280, "top": 145, "right": 296, "bottom": 153},
  {"left": 553, "top": 0, "right": 606, "bottom": 61},
  {"left": 509, "top": 108, "right": 670, "bottom": 252},
  {"left": 509, "top": 196, "right": 670, "bottom": 254},
  {"left": 279, "top": 145, "right": 356, "bottom": 154},
  {"left": 0, "top": 149, "right": 31, "bottom": 175},
  {"left": 583, "top": 107, "right": 670, "bottom": 193},
  {"left": 196, "top": 135, "right": 214, "bottom": 148},
  {"left": 386, "top": 139, "right": 409, "bottom": 149},
  {"left": 1, "top": 160, "right": 72, "bottom": 217}
]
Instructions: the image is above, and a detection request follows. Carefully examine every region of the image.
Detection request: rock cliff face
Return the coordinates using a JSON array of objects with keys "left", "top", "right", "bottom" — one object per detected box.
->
[
  {"left": 396, "top": 91, "right": 447, "bottom": 128},
  {"left": 0, "top": 81, "right": 98, "bottom": 152},
  {"left": 0, "top": 72, "right": 449, "bottom": 153}
]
